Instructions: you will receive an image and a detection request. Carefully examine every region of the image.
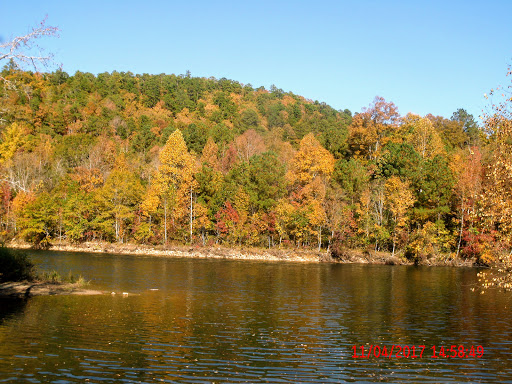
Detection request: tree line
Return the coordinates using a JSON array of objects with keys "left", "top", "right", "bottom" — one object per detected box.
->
[{"left": 0, "top": 64, "right": 510, "bottom": 264}]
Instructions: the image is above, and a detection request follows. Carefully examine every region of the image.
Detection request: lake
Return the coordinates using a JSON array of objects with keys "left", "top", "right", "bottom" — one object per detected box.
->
[{"left": 0, "top": 250, "right": 511, "bottom": 383}]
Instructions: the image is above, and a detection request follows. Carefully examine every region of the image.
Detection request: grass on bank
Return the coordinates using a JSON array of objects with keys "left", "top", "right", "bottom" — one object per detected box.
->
[{"left": 0, "top": 247, "right": 87, "bottom": 286}]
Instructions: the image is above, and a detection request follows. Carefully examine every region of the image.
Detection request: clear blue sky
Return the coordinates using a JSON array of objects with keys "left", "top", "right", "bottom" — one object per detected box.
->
[{"left": 1, "top": 0, "right": 511, "bottom": 121}]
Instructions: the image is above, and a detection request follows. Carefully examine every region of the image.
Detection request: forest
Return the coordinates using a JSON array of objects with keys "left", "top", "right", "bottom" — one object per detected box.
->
[{"left": 0, "top": 63, "right": 511, "bottom": 265}]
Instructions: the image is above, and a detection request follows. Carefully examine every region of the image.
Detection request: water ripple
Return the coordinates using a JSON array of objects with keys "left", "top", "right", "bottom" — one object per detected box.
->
[{"left": 1, "top": 254, "right": 512, "bottom": 382}]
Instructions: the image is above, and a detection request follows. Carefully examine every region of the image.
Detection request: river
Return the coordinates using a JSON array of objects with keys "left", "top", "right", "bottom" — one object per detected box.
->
[{"left": 0, "top": 250, "right": 511, "bottom": 383}]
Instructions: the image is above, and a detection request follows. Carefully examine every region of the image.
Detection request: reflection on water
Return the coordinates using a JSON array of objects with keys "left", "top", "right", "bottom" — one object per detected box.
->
[
  {"left": 0, "top": 250, "right": 511, "bottom": 382},
  {"left": 0, "top": 298, "right": 27, "bottom": 325}
]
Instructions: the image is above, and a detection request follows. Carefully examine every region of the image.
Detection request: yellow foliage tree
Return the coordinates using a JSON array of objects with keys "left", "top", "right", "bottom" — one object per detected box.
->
[
  {"left": 450, "top": 147, "right": 482, "bottom": 257},
  {"left": 232, "top": 187, "right": 250, "bottom": 244},
  {"left": 287, "top": 133, "right": 335, "bottom": 187},
  {"left": 275, "top": 198, "right": 294, "bottom": 246},
  {"left": 480, "top": 67, "right": 512, "bottom": 248},
  {"left": 481, "top": 124, "right": 512, "bottom": 241},
  {"left": 348, "top": 96, "right": 400, "bottom": 160},
  {"left": 200, "top": 137, "right": 220, "bottom": 170},
  {"left": 400, "top": 114, "right": 445, "bottom": 159},
  {"left": 143, "top": 129, "right": 197, "bottom": 244},
  {"left": 286, "top": 133, "right": 334, "bottom": 249},
  {"left": 95, "top": 156, "right": 144, "bottom": 243},
  {"left": 0, "top": 122, "right": 30, "bottom": 164},
  {"left": 385, "top": 176, "right": 415, "bottom": 256},
  {"left": 193, "top": 201, "right": 211, "bottom": 245}
]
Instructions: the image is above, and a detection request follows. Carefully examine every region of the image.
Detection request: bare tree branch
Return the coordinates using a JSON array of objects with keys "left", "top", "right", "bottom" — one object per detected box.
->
[
  {"left": 0, "top": 16, "right": 59, "bottom": 79},
  {"left": 0, "top": 16, "right": 59, "bottom": 123}
]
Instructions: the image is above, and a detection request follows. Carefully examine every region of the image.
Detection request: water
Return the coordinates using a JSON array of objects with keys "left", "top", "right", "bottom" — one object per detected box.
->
[{"left": 0, "top": 250, "right": 511, "bottom": 383}]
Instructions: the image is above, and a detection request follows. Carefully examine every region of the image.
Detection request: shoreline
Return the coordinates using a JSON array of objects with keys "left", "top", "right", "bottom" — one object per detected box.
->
[
  {"left": 0, "top": 241, "right": 478, "bottom": 298},
  {"left": 0, "top": 281, "right": 103, "bottom": 298},
  {"left": 6, "top": 240, "right": 476, "bottom": 267},
  {"left": 8, "top": 240, "right": 328, "bottom": 263}
]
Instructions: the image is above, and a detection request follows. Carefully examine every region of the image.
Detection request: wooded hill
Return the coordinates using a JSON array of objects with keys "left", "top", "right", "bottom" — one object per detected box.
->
[{"left": 0, "top": 65, "right": 510, "bottom": 264}]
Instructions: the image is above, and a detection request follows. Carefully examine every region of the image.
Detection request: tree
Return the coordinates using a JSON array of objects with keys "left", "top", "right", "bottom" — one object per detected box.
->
[
  {"left": 385, "top": 176, "right": 415, "bottom": 256},
  {"left": 450, "top": 147, "right": 482, "bottom": 257},
  {"left": 400, "top": 114, "right": 444, "bottom": 160},
  {"left": 225, "top": 152, "right": 285, "bottom": 214},
  {"left": 0, "top": 122, "right": 29, "bottom": 163},
  {"left": 215, "top": 200, "right": 243, "bottom": 245},
  {"left": 323, "top": 184, "right": 354, "bottom": 250},
  {"left": 413, "top": 155, "right": 454, "bottom": 222},
  {"left": 378, "top": 142, "right": 421, "bottom": 183},
  {"left": 348, "top": 96, "right": 400, "bottom": 160},
  {"left": 0, "top": 17, "right": 59, "bottom": 83},
  {"left": 60, "top": 181, "right": 95, "bottom": 243},
  {"left": 234, "top": 129, "right": 266, "bottom": 162},
  {"left": 144, "top": 130, "right": 197, "bottom": 244},
  {"left": 287, "top": 133, "right": 335, "bottom": 186},
  {"left": 1, "top": 52, "right": 496, "bottom": 259},
  {"left": 451, "top": 108, "right": 480, "bottom": 145},
  {"left": 286, "top": 133, "right": 335, "bottom": 249},
  {"left": 18, "top": 192, "right": 56, "bottom": 247},
  {"left": 240, "top": 109, "right": 260, "bottom": 132},
  {"left": 427, "top": 114, "right": 467, "bottom": 150},
  {"left": 200, "top": 137, "right": 221, "bottom": 171},
  {"left": 94, "top": 156, "right": 144, "bottom": 243},
  {"left": 333, "top": 158, "right": 371, "bottom": 205},
  {"left": 480, "top": 66, "right": 512, "bottom": 247},
  {"left": 193, "top": 201, "right": 211, "bottom": 245},
  {"left": 369, "top": 179, "right": 388, "bottom": 251}
]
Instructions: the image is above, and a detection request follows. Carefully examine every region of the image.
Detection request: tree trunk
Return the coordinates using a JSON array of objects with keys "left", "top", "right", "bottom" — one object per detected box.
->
[
  {"left": 318, "top": 226, "right": 322, "bottom": 251},
  {"left": 115, "top": 214, "right": 119, "bottom": 242},
  {"left": 164, "top": 198, "right": 168, "bottom": 245},
  {"left": 456, "top": 205, "right": 464, "bottom": 258},
  {"left": 189, "top": 187, "right": 193, "bottom": 244}
]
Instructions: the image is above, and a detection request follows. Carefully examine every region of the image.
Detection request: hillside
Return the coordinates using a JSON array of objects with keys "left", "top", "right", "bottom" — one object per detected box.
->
[{"left": 0, "top": 66, "right": 507, "bottom": 265}]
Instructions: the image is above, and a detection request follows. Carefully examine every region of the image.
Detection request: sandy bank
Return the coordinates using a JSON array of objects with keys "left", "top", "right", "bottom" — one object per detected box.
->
[
  {"left": 0, "top": 281, "right": 103, "bottom": 298},
  {"left": 9, "top": 241, "right": 327, "bottom": 263},
  {"left": 6, "top": 240, "right": 475, "bottom": 267}
]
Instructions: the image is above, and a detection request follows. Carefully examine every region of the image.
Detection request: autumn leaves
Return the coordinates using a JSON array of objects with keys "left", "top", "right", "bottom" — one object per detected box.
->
[
  {"left": 137, "top": 129, "right": 337, "bottom": 249},
  {"left": 142, "top": 130, "right": 196, "bottom": 244},
  {"left": 2, "top": 65, "right": 512, "bottom": 263}
]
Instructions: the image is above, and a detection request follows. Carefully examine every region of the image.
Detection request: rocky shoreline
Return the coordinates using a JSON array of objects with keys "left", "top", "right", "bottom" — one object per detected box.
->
[
  {"left": 9, "top": 240, "right": 326, "bottom": 263},
  {"left": 6, "top": 240, "right": 476, "bottom": 267}
]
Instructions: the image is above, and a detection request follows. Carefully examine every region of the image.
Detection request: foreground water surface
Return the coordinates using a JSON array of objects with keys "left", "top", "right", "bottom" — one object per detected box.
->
[{"left": 0, "top": 250, "right": 511, "bottom": 383}]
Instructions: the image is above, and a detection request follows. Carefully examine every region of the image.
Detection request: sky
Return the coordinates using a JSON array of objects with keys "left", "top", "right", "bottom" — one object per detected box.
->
[{"left": 1, "top": 0, "right": 511, "bottom": 121}]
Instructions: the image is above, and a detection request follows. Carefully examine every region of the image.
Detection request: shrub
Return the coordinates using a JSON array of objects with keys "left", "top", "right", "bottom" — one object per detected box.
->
[
  {"left": 461, "top": 229, "right": 500, "bottom": 265},
  {"left": 330, "top": 231, "right": 350, "bottom": 260},
  {"left": 405, "top": 222, "right": 438, "bottom": 264},
  {"left": 405, "top": 221, "right": 454, "bottom": 264},
  {"left": 39, "top": 270, "right": 87, "bottom": 285},
  {"left": 40, "top": 270, "right": 62, "bottom": 283},
  {"left": 0, "top": 247, "right": 36, "bottom": 283}
]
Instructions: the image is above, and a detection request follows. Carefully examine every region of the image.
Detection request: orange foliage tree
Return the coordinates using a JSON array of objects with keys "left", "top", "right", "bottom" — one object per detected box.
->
[
  {"left": 285, "top": 133, "right": 334, "bottom": 249},
  {"left": 450, "top": 147, "right": 482, "bottom": 257},
  {"left": 348, "top": 96, "right": 400, "bottom": 160}
]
